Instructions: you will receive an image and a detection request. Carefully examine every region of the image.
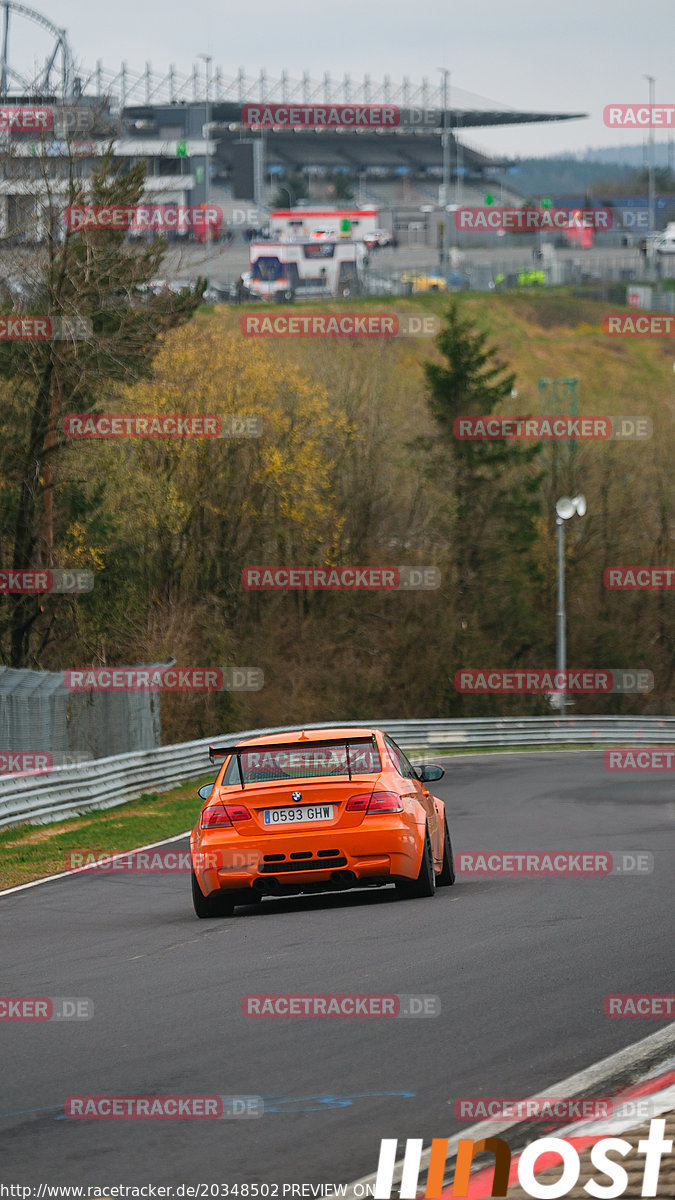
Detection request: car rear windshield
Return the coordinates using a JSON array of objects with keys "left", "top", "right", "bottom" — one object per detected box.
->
[{"left": 222, "top": 741, "right": 381, "bottom": 784}]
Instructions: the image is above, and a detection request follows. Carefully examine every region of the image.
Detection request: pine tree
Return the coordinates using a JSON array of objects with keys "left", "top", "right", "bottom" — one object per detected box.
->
[{"left": 424, "top": 302, "right": 545, "bottom": 711}]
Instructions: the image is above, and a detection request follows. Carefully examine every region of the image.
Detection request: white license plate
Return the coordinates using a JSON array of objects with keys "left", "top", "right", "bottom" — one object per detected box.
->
[{"left": 263, "top": 804, "right": 334, "bottom": 826}]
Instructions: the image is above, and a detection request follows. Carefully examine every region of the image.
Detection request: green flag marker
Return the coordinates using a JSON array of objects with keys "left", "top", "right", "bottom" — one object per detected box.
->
[
  {"left": 176, "top": 140, "right": 187, "bottom": 157},
  {"left": 484, "top": 193, "right": 494, "bottom": 205},
  {"left": 541, "top": 196, "right": 553, "bottom": 208}
]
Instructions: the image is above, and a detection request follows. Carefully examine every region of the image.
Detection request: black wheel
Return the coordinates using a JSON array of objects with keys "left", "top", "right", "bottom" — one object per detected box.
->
[
  {"left": 191, "top": 870, "right": 236, "bottom": 918},
  {"left": 397, "top": 827, "right": 436, "bottom": 899},
  {"left": 436, "top": 811, "right": 456, "bottom": 886}
]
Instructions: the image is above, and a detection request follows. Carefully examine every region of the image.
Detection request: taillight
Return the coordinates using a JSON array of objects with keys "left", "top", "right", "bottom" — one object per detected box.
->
[
  {"left": 346, "top": 793, "right": 371, "bottom": 812},
  {"left": 223, "top": 804, "right": 252, "bottom": 823},
  {"left": 367, "top": 792, "right": 403, "bottom": 814},
  {"left": 201, "top": 805, "right": 231, "bottom": 828},
  {"left": 346, "top": 791, "right": 403, "bottom": 814}
]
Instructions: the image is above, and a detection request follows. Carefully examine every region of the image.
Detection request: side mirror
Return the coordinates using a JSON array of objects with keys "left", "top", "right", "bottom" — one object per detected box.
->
[
  {"left": 416, "top": 764, "right": 445, "bottom": 783},
  {"left": 198, "top": 783, "right": 213, "bottom": 800}
]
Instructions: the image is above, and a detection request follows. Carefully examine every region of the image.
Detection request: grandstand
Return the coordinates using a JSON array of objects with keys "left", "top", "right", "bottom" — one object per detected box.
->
[{"left": 0, "top": 3, "right": 587, "bottom": 242}]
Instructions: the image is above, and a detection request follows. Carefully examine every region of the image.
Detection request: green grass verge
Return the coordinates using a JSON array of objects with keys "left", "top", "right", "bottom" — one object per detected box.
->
[
  {"left": 0, "top": 743, "right": 616, "bottom": 891},
  {"left": 0, "top": 774, "right": 213, "bottom": 891}
]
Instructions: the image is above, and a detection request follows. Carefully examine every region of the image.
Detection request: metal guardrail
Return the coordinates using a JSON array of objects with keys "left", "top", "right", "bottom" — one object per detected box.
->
[{"left": 1, "top": 716, "right": 673, "bottom": 830}]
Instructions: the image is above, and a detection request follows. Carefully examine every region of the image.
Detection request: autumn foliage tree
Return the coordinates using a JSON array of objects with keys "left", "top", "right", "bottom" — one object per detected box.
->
[{"left": 0, "top": 142, "right": 203, "bottom": 666}]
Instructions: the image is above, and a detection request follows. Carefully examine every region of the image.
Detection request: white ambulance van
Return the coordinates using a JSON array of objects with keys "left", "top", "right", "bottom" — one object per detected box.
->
[{"left": 248, "top": 238, "right": 367, "bottom": 300}]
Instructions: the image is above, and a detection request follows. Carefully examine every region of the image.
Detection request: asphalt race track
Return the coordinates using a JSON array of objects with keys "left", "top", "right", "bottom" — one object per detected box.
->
[{"left": 0, "top": 750, "right": 673, "bottom": 1185}]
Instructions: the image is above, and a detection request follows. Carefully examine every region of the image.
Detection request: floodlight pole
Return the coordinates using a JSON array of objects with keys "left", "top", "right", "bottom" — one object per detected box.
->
[
  {"left": 439, "top": 68, "right": 450, "bottom": 274},
  {"left": 556, "top": 516, "right": 566, "bottom": 682},
  {"left": 644, "top": 75, "right": 655, "bottom": 239},
  {"left": 199, "top": 53, "right": 212, "bottom": 286},
  {"left": 555, "top": 495, "right": 586, "bottom": 710}
]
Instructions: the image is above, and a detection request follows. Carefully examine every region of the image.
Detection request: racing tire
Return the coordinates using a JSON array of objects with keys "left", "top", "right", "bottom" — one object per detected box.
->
[
  {"left": 191, "top": 870, "right": 236, "bottom": 918},
  {"left": 397, "top": 827, "right": 436, "bottom": 899},
  {"left": 436, "top": 811, "right": 456, "bottom": 886}
]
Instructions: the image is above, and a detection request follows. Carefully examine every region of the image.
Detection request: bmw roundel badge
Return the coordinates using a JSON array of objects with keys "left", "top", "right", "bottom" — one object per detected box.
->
[{"left": 291, "top": 791, "right": 303, "bottom": 802}]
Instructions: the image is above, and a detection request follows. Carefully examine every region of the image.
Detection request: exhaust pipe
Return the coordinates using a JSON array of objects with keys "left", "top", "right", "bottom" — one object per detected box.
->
[
  {"left": 253, "top": 878, "right": 276, "bottom": 894},
  {"left": 331, "top": 870, "right": 356, "bottom": 887}
]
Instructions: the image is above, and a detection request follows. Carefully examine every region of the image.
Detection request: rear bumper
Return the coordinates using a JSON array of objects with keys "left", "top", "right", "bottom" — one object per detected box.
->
[{"left": 191, "top": 820, "right": 421, "bottom": 897}]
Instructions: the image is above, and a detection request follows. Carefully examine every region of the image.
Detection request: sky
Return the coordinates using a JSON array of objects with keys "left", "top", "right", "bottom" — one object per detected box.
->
[{"left": 12, "top": 0, "right": 675, "bottom": 158}]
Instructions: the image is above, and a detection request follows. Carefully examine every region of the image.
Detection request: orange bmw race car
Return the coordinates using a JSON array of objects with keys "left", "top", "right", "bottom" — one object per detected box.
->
[{"left": 190, "top": 727, "right": 455, "bottom": 917}]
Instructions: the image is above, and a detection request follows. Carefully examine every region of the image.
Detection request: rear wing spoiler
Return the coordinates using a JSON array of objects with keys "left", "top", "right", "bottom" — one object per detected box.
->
[{"left": 208, "top": 735, "right": 379, "bottom": 787}]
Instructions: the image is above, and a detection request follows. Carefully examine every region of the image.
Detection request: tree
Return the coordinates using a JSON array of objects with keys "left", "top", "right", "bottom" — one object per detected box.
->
[
  {"left": 272, "top": 172, "right": 309, "bottom": 207},
  {"left": 424, "top": 302, "right": 545, "bottom": 710},
  {"left": 326, "top": 170, "right": 354, "bottom": 202},
  {"left": 0, "top": 135, "right": 204, "bottom": 667}
]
